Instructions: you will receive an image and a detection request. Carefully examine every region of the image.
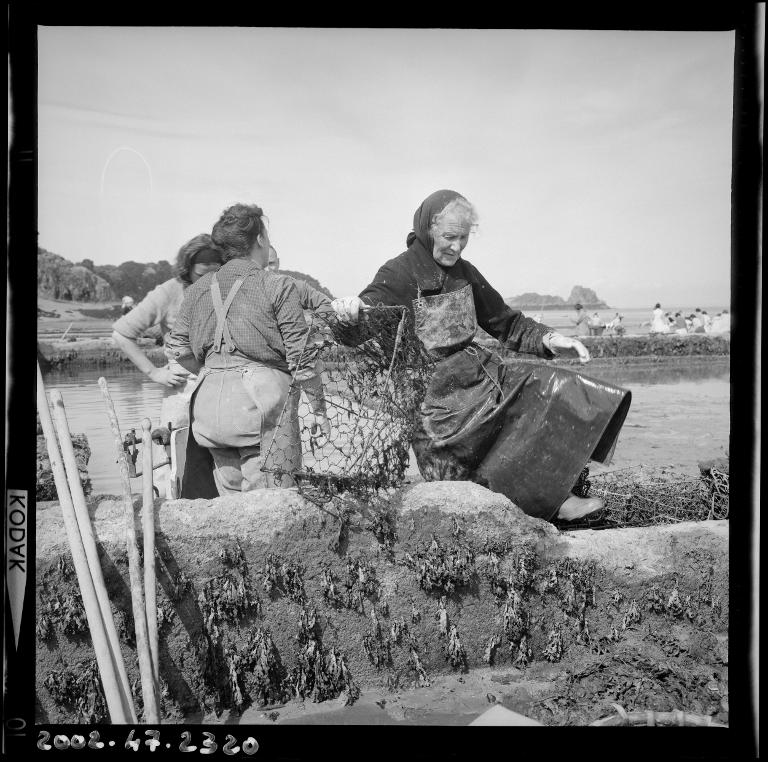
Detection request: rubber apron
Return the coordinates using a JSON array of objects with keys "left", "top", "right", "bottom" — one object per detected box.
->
[
  {"left": 410, "top": 284, "right": 631, "bottom": 521},
  {"left": 413, "top": 284, "right": 478, "bottom": 355},
  {"left": 411, "top": 283, "right": 520, "bottom": 479}
]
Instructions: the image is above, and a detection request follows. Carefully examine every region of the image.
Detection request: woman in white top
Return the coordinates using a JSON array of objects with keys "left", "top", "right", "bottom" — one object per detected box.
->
[
  {"left": 112, "top": 234, "right": 225, "bottom": 389},
  {"left": 650, "top": 303, "right": 670, "bottom": 334}
]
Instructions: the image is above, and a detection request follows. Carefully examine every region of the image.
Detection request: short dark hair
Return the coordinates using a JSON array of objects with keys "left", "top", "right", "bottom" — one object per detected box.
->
[
  {"left": 175, "top": 234, "right": 223, "bottom": 285},
  {"left": 654, "top": 303, "right": 661, "bottom": 309},
  {"left": 574, "top": 303, "right": 583, "bottom": 310},
  {"left": 211, "top": 203, "right": 267, "bottom": 261}
]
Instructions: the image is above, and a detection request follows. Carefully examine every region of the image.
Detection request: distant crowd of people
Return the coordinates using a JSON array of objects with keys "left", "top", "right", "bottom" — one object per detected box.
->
[
  {"left": 570, "top": 303, "right": 625, "bottom": 337},
  {"left": 559, "top": 302, "right": 730, "bottom": 337},
  {"left": 648, "top": 304, "right": 730, "bottom": 335}
]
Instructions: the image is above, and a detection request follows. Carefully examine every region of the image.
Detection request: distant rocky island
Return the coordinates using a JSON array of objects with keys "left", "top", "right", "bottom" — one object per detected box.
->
[{"left": 505, "top": 285, "right": 609, "bottom": 310}]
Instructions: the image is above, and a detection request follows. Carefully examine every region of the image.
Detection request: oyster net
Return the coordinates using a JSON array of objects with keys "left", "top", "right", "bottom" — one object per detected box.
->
[
  {"left": 589, "top": 464, "right": 729, "bottom": 527},
  {"left": 261, "top": 306, "right": 433, "bottom": 504}
]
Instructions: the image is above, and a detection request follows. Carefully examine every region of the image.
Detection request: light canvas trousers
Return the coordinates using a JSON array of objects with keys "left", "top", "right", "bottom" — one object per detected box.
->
[{"left": 192, "top": 364, "right": 301, "bottom": 495}]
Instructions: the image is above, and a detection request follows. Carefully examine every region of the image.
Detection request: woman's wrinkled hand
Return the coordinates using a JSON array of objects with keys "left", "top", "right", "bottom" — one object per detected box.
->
[
  {"left": 331, "top": 296, "right": 364, "bottom": 323},
  {"left": 544, "top": 333, "right": 591, "bottom": 363},
  {"left": 149, "top": 365, "right": 188, "bottom": 387}
]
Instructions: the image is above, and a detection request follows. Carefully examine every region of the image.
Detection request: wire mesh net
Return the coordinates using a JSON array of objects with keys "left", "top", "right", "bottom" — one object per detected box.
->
[
  {"left": 588, "top": 464, "right": 729, "bottom": 527},
  {"left": 261, "top": 306, "right": 434, "bottom": 504}
]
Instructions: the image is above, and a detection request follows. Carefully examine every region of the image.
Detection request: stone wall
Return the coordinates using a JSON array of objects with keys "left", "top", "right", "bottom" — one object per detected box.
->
[
  {"left": 38, "top": 333, "right": 730, "bottom": 372},
  {"left": 35, "top": 482, "right": 728, "bottom": 724},
  {"left": 38, "top": 338, "right": 167, "bottom": 370},
  {"left": 503, "top": 333, "right": 730, "bottom": 359}
]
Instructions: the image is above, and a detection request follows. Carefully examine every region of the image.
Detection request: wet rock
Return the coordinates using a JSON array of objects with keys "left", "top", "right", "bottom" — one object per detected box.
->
[
  {"left": 38, "top": 338, "right": 167, "bottom": 370},
  {"left": 490, "top": 669, "right": 524, "bottom": 685},
  {"left": 698, "top": 457, "right": 729, "bottom": 475},
  {"left": 36, "top": 432, "right": 91, "bottom": 500},
  {"left": 401, "top": 481, "right": 555, "bottom": 535}
]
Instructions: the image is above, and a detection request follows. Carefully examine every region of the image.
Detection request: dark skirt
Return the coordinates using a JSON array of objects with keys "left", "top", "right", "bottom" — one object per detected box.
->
[
  {"left": 180, "top": 381, "right": 219, "bottom": 499},
  {"left": 411, "top": 346, "right": 631, "bottom": 521}
]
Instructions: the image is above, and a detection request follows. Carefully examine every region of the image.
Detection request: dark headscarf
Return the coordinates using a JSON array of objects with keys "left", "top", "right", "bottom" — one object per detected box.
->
[{"left": 406, "top": 189, "right": 466, "bottom": 250}]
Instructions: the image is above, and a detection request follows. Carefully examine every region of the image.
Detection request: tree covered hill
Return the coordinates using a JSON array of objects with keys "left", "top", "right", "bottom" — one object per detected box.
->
[
  {"left": 37, "top": 248, "right": 116, "bottom": 302},
  {"left": 280, "top": 269, "right": 334, "bottom": 300},
  {"left": 37, "top": 247, "right": 335, "bottom": 303}
]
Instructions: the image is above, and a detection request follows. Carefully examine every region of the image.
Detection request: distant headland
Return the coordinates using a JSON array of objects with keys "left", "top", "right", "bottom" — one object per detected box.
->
[
  {"left": 37, "top": 246, "right": 334, "bottom": 303},
  {"left": 505, "top": 285, "right": 609, "bottom": 310}
]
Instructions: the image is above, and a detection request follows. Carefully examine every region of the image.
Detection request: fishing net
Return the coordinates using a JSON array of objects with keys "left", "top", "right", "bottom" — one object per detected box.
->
[
  {"left": 588, "top": 463, "right": 729, "bottom": 527},
  {"left": 261, "top": 307, "right": 433, "bottom": 505}
]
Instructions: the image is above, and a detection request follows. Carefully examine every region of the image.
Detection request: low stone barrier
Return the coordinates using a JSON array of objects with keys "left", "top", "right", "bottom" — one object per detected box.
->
[
  {"left": 38, "top": 338, "right": 167, "bottom": 369},
  {"left": 38, "top": 332, "right": 730, "bottom": 371},
  {"left": 35, "top": 482, "right": 728, "bottom": 724},
  {"left": 504, "top": 333, "right": 730, "bottom": 360}
]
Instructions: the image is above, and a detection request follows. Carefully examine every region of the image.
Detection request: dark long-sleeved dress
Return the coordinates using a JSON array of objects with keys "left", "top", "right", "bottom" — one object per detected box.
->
[{"left": 358, "top": 240, "right": 631, "bottom": 521}]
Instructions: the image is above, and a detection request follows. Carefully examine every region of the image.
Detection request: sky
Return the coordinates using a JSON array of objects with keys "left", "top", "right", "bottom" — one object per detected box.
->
[{"left": 37, "top": 27, "right": 736, "bottom": 308}]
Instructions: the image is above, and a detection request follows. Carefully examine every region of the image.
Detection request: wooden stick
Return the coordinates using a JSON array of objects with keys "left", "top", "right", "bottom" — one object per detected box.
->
[
  {"left": 50, "top": 390, "right": 138, "bottom": 724},
  {"left": 98, "top": 377, "right": 160, "bottom": 724},
  {"left": 37, "top": 364, "right": 130, "bottom": 723},
  {"left": 141, "top": 418, "right": 160, "bottom": 700}
]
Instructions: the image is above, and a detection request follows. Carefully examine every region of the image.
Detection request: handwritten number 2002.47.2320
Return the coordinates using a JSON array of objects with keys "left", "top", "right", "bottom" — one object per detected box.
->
[{"left": 37, "top": 730, "right": 260, "bottom": 754}]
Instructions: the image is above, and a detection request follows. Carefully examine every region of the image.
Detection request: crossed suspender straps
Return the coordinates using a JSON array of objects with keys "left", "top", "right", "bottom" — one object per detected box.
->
[{"left": 210, "top": 273, "right": 246, "bottom": 353}]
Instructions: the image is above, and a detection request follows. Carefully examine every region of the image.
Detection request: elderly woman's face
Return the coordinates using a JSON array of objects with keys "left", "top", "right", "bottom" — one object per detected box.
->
[{"left": 431, "top": 209, "right": 472, "bottom": 268}]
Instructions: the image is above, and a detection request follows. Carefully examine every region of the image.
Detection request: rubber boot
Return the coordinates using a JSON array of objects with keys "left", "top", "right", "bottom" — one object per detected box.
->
[{"left": 556, "top": 495, "right": 605, "bottom": 522}]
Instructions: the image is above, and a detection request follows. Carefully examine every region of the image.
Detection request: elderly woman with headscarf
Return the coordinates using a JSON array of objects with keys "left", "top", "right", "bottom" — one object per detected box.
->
[{"left": 332, "top": 190, "right": 631, "bottom": 524}]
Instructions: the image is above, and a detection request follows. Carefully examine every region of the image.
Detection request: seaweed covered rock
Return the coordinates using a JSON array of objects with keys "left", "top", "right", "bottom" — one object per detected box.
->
[
  {"left": 35, "top": 482, "right": 728, "bottom": 724},
  {"left": 502, "top": 333, "right": 730, "bottom": 360},
  {"left": 577, "top": 334, "right": 729, "bottom": 358},
  {"left": 36, "top": 429, "right": 91, "bottom": 500},
  {"left": 37, "top": 338, "right": 167, "bottom": 369}
]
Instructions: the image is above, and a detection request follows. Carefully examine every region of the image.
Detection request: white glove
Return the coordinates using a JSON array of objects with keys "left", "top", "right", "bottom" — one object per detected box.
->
[
  {"left": 543, "top": 332, "right": 591, "bottom": 364},
  {"left": 331, "top": 296, "right": 364, "bottom": 323}
]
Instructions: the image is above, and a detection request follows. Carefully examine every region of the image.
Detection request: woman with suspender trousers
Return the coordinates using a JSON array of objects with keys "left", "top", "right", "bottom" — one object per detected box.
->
[{"left": 166, "top": 204, "right": 326, "bottom": 495}]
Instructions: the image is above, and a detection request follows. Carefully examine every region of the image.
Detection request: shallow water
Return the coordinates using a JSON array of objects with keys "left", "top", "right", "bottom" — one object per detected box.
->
[
  {"left": 41, "top": 367, "right": 181, "bottom": 495},
  {"left": 42, "top": 359, "right": 730, "bottom": 496}
]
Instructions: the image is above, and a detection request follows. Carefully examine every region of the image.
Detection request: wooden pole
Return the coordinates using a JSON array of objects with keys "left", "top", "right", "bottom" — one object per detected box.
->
[
  {"left": 141, "top": 418, "right": 160, "bottom": 700},
  {"left": 36, "top": 365, "right": 129, "bottom": 723},
  {"left": 98, "top": 377, "right": 160, "bottom": 724},
  {"left": 50, "top": 390, "right": 138, "bottom": 723}
]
